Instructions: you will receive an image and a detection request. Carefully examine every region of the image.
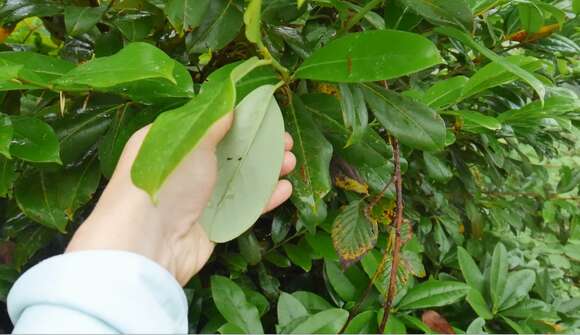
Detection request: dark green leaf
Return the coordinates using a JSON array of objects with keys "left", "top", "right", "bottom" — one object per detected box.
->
[
  {"left": 211, "top": 275, "right": 264, "bottom": 334},
  {"left": 398, "top": 280, "right": 469, "bottom": 310},
  {"left": 421, "top": 76, "right": 469, "bottom": 109},
  {"left": 292, "top": 291, "right": 333, "bottom": 313},
  {"left": 55, "top": 42, "right": 177, "bottom": 90},
  {"left": 0, "top": 113, "right": 13, "bottom": 158},
  {"left": 518, "top": 2, "right": 544, "bottom": 34},
  {"left": 362, "top": 83, "right": 446, "bottom": 152},
  {"left": 284, "top": 95, "right": 333, "bottom": 227},
  {"left": 489, "top": 243, "right": 508, "bottom": 313},
  {"left": 10, "top": 116, "right": 61, "bottom": 164},
  {"left": 165, "top": 0, "right": 210, "bottom": 33},
  {"left": 400, "top": 0, "right": 474, "bottom": 31},
  {"left": 457, "top": 246, "right": 484, "bottom": 293},
  {"left": 15, "top": 158, "right": 100, "bottom": 232},
  {"left": 423, "top": 152, "right": 453, "bottom": 183},
  {"left": 290, "top": 308, "right": 349, "bottom": 334},
  {"left": 238, "top": 231, "right": 262, "bottom": 265},
  {"left": 0, "top": 156, "right": 15, "bottom": 197},
  {"left": 295, "top": 30, "right": 442, "bottom": 83},
  {"left": 344, "top": 310, "right": 378, "bottom": 334},
  {"left": 187, "top": 0, "right": 244, "bottom": 53},
  {"left": 277, "top": 292, "right": 309, "bottom": 328},
  {"left": 462, "top": 55, "right": 544, "bottom": 99},
  {"left": 436, "top": 26, "right": 545, "bottom": 100},
  {"left": 64, "top": 6, "right": 105, "bottom": 37},
  {"left": 466, "top": 288, "right": 493, "bottom": 320}
]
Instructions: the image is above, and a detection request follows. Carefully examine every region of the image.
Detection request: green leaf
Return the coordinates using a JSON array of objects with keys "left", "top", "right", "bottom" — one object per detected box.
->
[
  {"left": 361, "top": 83, "right": 446, "bottom": 152},
  {"left": 291, "top": 291, "right": 333, "bottom": 313},
  {"left": 518, "top": 2, "right": 544, "bottom": 34},
  {"left": 324, "top": 259, "right": 359, "bottom": 301},
  {"left": 295, "top": 30, "right": 442, "bottom": 83},
  {"left": 165, "top": 0, "right": 210, "bottom": 33},
  {"left": 0, "top": 52, "right": 75, "bottom": 90},
  {"left": 277, "top": 292, "right": 309, "bottom": 328},
  {"left": 498, "top": 91, "right": 580, "bottom": 131},
  {"left": 398, "top": 280, "right": 469, "bottom": 310},
  {"left": 457, "top": 246, "right": 484, "bottom": 293},
  {"left": 456, "top": 111, "right": 502, "bottom": 131},
  {"left": 10, "top": 116, "right": 61, "bottom": 164},
  {"left": 132, "top": 57, "right": 269, "bottom": 199},
  {"left": 466, "top": 317, "right": 486, "bottom": 334},
  {"left": 421, "top": 76, "right": 469, "bottom": 109},
  {"left": 284, "top": 242, "right": 313, "bottom": 272},
  {"left": 238, "top": 231, "right": 263, "bottom": 265},
  {"left": 0, "top": 0, "right": 63, "bottom": 24},
  {"left": 423, "top": 152, "right": 453, "bottom": 183},
  {"left": 244, "top": 0, "right": 262, "bottom": 45},
  {"left": 338, "top": 84, "right": 368, "bottom": 147},
  {"left": 436, "top": 26, "right": 545, "bottom": 101},
  {"left": 113, "top": 13, "right": 154, "bottom": 41},
  {"left": 54, "top": 105, "right": 114, "bottom": 165},
  {"left": 498, "top": 269, "right": 536, "bottom": 311},
  {"left": 15, "top": 158, "right": 101, "bottom": 232},
  {"left": 0, "top": 156, "right": 15, "bottom": 197},
  {"left": 344, "top": 310, "right": 378, "bottom": 334},
  {"left": 462, "top": 55, "right": 544, "bottom": 99},
  {"left": 55, "top": 43, "right": 177, "bottom": 90},
  {"left": 290, "top": 308, "right": 349, "bottom": 334},
  {"left": 557, "top": 166, "right": 580, "bottom": 194},
  {"left": 400, "top": 0, "right": 474, "bottom": 31},
  {"left": 331, "top": 201, "right": 378, "bottom": 267},
  {"left": 466, "top": 288, "right": 493, "bottom": 320},
  {"left": 218, "top": 323, "right": 245, "bottom": 334},
  {"left": 235, "top": 66, "right": 279, "bottom": 103},
  {"left": 200, "top": 84, "right": 284, "bottom": 242},
  {"left": 112, "top": 59, "right": 195, "bottom": 104},
  {"left": 284, "top": 95, "right": 333, "bottom": 227},
  {"left": 211, "top": 275, "right": 264, "bottom": 334},
  {"left": 187, "top": 0, "right": 244, "bottom": 53},
  {"left": 64, "top": 6, "right": 106, "bottom": 37},
  {"left": 0, "top": 113, "right": 13, "bottom": 158},
  {"left": 489, "top": 243, "right": 508, "bottom": 313},
  {"left": 305, "top": 231, "right": 339, "bottom": 261},
  {"left": 98, "top": 105, "right": 158, "bottom": 178},
  {"left": 303, "top": 93, "right": 393, "bottom": 193}
]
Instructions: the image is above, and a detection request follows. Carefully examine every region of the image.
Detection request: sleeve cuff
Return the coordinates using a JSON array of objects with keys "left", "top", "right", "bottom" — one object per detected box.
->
[{"left": 8, "top": 250, "right": 188, "bottom": 334}]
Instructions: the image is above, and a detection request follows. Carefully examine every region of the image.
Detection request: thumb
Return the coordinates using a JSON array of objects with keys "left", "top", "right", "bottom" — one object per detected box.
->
[{"left": 198, "top": 112, "right": 234, "bottom": 150}]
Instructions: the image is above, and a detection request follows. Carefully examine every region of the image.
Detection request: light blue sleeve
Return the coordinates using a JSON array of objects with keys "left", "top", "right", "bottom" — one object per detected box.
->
[{"left": 7, "top": 250, "right": 188, "bottom": 334}]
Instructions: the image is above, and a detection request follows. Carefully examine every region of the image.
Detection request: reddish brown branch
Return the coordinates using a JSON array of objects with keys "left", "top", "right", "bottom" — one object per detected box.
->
[{"left": 378, "top": 136, "right": 404, "bottom": 333}]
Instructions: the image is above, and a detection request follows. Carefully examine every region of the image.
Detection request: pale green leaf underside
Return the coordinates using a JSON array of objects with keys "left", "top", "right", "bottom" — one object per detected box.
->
[
  {"left": 200, "top": 84, "right": 285, "bottom": 243},
  {"left": 131, "top": 57, "right": 269, "bottom": 198}
]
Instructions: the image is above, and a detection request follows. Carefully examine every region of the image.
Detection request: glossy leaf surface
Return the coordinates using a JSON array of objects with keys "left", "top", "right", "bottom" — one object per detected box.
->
[{"left": 295, "top": 30, "right": 442, "bottom": 83}]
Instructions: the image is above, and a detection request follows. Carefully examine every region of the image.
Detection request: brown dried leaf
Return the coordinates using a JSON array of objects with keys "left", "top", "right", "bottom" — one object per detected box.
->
[{"left": 422, "top": 310, "right": 455, "bottom": 334}]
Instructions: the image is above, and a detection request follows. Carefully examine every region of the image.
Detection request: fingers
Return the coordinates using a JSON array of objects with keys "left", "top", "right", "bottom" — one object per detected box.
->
[
  {"left": 284, "top": 132, "right": 294, "bottom": 151},
  {"left": 280, "top": 152, "right": 296, "bottom": 177},
  {"left": 264, "top": 180, "right": 293, "bottom": 213}
]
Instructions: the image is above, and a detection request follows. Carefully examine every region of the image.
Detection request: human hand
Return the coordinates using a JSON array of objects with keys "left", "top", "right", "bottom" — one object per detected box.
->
[{"left": 66, "top": 113, "right": 296, "bottom": 285}]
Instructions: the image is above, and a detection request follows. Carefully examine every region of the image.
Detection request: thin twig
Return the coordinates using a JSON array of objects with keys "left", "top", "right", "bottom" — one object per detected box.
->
[{"left": 378, "top": 137, "right": 404, "bottom": 333}]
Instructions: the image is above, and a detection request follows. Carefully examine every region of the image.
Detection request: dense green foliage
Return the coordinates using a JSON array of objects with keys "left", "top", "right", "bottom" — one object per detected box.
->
[{"left": 0, "top": 0, "right": 579, "bottom": 333}]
